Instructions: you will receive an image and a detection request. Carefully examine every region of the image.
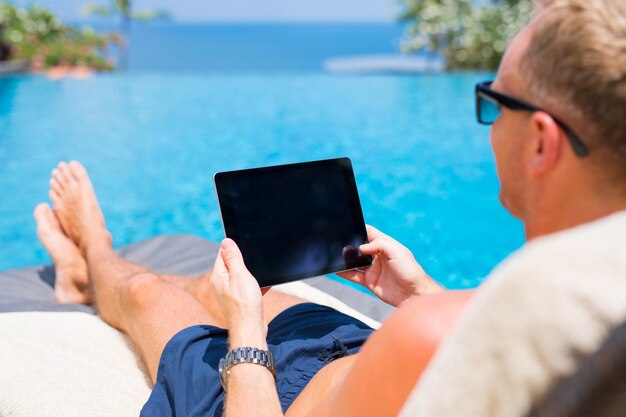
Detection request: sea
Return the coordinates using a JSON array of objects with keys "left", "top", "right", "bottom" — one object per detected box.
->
[{"left": 89, "top": 21, "right": 411, "bottom": 73}]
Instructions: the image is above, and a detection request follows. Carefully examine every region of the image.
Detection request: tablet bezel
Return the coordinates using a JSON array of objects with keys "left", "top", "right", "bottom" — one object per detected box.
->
[{"left": 214, "top": 157, "right": 372, "bottom": 287}]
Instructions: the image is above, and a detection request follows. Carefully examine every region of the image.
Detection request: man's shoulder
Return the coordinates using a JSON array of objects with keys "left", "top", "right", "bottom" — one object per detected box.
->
[
  {"left": 488, "top": 209, "right": 626, "bottom": 292},
  {"left": 524, "top": 209, "right": 626, "bottom": 258}
]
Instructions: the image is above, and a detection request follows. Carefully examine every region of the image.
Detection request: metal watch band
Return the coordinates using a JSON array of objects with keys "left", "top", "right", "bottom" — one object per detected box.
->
[{"left": 219, "top": 346, "right": 276, "bottom": 391}]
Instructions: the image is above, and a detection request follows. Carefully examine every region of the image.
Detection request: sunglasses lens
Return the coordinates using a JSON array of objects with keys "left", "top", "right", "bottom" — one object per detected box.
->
[{"left": 478, "top": 94, "right": 501, "bottom": 124}]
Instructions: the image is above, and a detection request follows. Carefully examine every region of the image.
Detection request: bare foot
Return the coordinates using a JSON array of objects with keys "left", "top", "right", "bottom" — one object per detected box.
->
[
  {"left": 48, "top": 161, "right": 111, "bottom": 256},
  {"left": 34, "top": 203, "right": 90, "bottom": 304}
]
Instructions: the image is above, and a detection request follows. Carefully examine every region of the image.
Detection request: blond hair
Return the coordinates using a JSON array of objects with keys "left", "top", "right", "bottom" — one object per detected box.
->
[{"left": 521, "top": 0, "right": 626, "bottom": 179}]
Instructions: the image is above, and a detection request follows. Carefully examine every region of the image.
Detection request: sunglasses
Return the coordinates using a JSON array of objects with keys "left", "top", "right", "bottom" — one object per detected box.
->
[{"left": 475, "top": 81, "right": 589, "bottom": 157}]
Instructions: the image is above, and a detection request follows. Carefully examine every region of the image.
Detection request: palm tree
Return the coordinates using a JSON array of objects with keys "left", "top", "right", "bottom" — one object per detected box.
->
[
  {"left": 82, "top": 0, "right": 169, "bottom": 69},
  {"left": 0, "top": 23, "right": 10, "bottom": 61}
]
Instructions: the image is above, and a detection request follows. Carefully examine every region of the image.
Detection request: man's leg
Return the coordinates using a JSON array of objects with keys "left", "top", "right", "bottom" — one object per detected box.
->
[
  {"left": 44, "top": 161, "right": 234, "bottom": 383},
  {"left": 46, "top": 161, "right": 306, "bottom": 325},
  {"left": 43, "top": 161, "right": 306, "bottom": 379},
  {"left": 91, "top": 262, "right": 306, "bottom": 328},
  {"left": 36, "top": 197, "right": 216, "bottom": 383},
  {"left": 162, "top": 273, "right": 307, "bottom": 326}
]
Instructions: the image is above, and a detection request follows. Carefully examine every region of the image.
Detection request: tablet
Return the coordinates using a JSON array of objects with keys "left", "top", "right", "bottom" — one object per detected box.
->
[{"left": 214, "top": 157, "right": 372, "bottom": 287}]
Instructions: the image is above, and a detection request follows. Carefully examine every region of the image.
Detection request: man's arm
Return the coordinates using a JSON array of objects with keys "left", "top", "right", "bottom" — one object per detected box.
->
[
  {"left": 226, "top": 363, "right": 283, "bottom": 417},
  {"left": 210, "top": 239, "right": 285, "bottom": 417},
  {"left": 224, "top": 324, "right": 283, "bottom": 417}
]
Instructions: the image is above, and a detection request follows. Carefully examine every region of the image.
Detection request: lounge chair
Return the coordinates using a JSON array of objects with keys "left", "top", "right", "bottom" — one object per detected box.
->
[
  {"left": 527, "top": 318, "right": 626, "bottom": 417},
  {"left": 0, "top": 234, "right": 391, "bottom": 416}
]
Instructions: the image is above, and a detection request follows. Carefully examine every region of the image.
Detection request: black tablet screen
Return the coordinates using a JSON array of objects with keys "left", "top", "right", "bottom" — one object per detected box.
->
[{"left": 215, "top": 158, "right": 372, "bottom": 287}]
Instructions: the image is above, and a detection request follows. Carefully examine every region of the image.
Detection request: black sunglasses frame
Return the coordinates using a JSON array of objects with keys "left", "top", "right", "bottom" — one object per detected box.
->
[{"left": 475, "top": 81, "right": 589, "bottom": 157}]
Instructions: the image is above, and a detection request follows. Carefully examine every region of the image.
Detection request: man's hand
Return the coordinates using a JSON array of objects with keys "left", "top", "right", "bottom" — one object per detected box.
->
[
  {"left": 337, "top": 225, "right": 443, "bottom": 307},
  {"left": 212, "top": 239, "right": 284, "bottom": 417},
  {"left": 210, "top": 238, "right": 267, "bottom": 348}
]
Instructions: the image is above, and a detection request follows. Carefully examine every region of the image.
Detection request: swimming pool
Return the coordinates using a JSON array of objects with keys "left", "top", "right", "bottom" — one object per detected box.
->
[{"left": 0, "top": 73, "right": 524, "bottom": 289}]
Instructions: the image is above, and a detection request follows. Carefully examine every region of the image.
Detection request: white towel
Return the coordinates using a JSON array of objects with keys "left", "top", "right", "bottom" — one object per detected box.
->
[
  {"left": 0, "top": 312, "right": 151, "bottom": 417},
  {"left": 0, "top": 281, "right": 378, "bottom": 417},
  {"left": 399, "top": 210, "right": 626, "bottom": 417}
]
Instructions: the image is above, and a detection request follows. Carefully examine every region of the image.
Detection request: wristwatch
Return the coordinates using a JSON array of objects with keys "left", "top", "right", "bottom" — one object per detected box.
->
[{"left": 219, "top": 346, "right": 276, "bottom": 391}]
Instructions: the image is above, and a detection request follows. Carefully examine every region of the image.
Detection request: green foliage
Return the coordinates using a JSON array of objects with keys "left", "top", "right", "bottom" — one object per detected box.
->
[
  {"left": 82, "top": 1, "right": 169, "bottom": 69},
  {"left": 0, "top": 1, "right": 115, "bottom": 70},
  {"left": 400, "top": 0, "right": 533, "bottom": 70},
  {"left": 82, "top": 0, "right": 170, "bottom": 24}
]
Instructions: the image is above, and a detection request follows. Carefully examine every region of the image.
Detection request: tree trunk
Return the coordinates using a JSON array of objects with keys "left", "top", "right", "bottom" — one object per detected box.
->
[
  {"left": 119, "top": 14, "right": 131, "bottom": 70},
  {"left": 0, "top": 24, "right": 12, "bottom": 61}
]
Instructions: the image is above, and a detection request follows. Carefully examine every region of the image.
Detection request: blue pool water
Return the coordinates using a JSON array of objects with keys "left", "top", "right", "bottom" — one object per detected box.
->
[{"left": 0, "top": 73, "right": 524, "bottom": 289}]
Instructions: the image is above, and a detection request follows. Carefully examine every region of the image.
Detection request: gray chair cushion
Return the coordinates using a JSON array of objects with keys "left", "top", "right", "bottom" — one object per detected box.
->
[{"left": 0, "top": 234, "right": 393, "bottom": 322}]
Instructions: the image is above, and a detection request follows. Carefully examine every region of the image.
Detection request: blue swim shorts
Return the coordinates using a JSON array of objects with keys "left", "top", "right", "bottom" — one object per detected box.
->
[{"left": 140, "top": 302, "right": 374, "bottom": 417}]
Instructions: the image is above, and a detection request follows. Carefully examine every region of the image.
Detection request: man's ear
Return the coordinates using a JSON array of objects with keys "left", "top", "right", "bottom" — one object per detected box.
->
[{"left": 528, "top": 111, "right": 563, "bottom": 177}]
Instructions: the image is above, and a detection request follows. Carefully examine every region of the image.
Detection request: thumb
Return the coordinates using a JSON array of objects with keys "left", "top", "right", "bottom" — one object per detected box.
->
[{"left": 220, "top": 238, "right": 249, "bottom": 276}]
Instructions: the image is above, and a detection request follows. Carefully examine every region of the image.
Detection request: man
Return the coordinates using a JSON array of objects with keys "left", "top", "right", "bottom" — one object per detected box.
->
[{"left": 35, "top": 0, "right": 625, "bottom": 416}]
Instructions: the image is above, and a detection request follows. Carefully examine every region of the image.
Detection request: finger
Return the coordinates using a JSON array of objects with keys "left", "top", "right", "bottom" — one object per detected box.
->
[
  {"left": 220, "top": 238, "right": 251, "bottom": 277},
  {"left": 362, "top": 231, "right": 409, "bottom": 258},
  {"left": 365, "top": 224, "right": 388, "bottom": 240},
  {"left": 210, "top": 248, "right": 229, "bottom": 290},
  {"left": 337, "top": 270, "right": 365, "bottom": 284},
  {"left": 366, "top": 224, "right": 406, "bottom": 247},
  {"left": 359, "top": 239, "right": 394, "bottom": 256}
]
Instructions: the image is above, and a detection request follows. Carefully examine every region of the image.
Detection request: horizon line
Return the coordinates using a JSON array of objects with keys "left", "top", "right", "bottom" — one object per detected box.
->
[{"left": 68, "top": 17, "right": 402, "bottom": 24}]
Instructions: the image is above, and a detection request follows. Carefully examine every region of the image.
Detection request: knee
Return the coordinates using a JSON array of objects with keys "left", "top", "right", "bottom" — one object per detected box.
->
[{"left": 119, "top": 272, "right": 163, "bottom": 310}]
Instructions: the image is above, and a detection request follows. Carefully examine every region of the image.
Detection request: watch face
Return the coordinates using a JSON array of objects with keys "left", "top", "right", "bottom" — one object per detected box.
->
[{"left": 218, "top": 357, "right": 227, "bottom": 390}]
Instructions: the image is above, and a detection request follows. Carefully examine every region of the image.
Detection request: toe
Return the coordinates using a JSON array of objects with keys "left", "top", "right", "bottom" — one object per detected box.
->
[
  {"left": 33, "top": 203, "right": 50, "bottom": 221},
  {"left": 68, "top": 160, "right": 89, "bottom": 183},
  {"left": 43, "top": 203, "right": 61, "bottom": 227},
  {"left": 49, "top": 177, "right": 63, "bottom": 194},
  {"left": 49, "top": 189, "right": 61, "bottom": 206},
  {"left": 58, "top": 162, "right": 76, "bottom": 185},
  {"left": 34, "top": 203, "right": 62, "bottom": 232},
  {"left": 52, "top": 168, "right": 66, "bottom": 188}
]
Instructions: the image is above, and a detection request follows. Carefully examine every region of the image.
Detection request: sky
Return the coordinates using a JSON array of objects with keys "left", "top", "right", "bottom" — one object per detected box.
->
[{"left": 13, "top": 0, "right": 402, "bottom": 22}]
